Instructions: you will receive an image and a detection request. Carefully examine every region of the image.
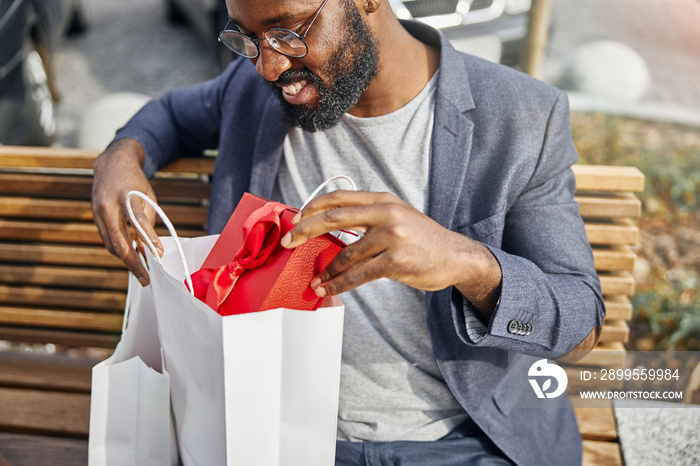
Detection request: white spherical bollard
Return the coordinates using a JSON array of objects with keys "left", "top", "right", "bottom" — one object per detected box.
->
[{"left": 560, "top": 40, "right": 651, "bottom": 103}]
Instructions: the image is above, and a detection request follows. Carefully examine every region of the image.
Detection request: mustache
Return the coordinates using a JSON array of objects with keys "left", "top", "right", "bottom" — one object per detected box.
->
[{"left": 269, "top": 68, "right": 324, "bottom": 89}]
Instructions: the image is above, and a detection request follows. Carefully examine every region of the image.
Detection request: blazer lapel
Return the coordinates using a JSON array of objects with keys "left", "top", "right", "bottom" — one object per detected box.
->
[
  {"left": 428, "top": 39, "right": 476, "bottom": 229},
  {"left": 249, "top": 95, "right": 286, "bottom": 198}
]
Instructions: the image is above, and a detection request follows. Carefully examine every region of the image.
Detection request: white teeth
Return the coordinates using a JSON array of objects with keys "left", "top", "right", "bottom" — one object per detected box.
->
[{"left": 282, "top": 80, "right": 307, "bottom": 96}]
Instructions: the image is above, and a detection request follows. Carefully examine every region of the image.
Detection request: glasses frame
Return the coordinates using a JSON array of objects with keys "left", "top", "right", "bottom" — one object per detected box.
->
[{"left": 218, "top": 0, "right": 330, "bottom": 59}]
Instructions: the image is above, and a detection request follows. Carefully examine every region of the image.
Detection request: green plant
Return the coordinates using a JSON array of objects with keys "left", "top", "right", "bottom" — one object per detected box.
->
[
  {"left": 570, "top": 112, "right": 700, "bottom": 350},
  {"left": 633, "top": 278, "right": 700, "bottom": 350}
]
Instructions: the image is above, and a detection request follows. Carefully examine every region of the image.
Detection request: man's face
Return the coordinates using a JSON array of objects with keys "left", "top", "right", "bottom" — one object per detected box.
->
[
  {"left": 229, "top": 0, "right": 378, "bottom": 132},
  {"left": 270, "top": 0, "right": 378, "bottom": 131}
]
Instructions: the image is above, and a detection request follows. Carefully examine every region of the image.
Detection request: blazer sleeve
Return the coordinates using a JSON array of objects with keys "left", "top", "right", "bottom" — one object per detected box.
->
[
  {"left": 454, "top": 92, "right": 605, "bottom": 356},
  {"left": 112, "top": 59, "right": 248, "bottom": 177}
]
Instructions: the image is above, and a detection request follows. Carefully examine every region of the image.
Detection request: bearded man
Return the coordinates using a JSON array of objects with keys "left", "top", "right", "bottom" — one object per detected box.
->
[{"left": 92, "top": 1, "right": 604, "bottom": 464}]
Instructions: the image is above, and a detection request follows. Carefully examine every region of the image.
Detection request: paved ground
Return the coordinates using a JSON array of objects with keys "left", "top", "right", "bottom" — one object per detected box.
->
[
  {"left": 53, "top": 0, "right": 220, "bottom": 147},
  {"left": 52, "top": 0, "right": 700, "bottom": 148},
  {"left": 614, "top": 399, "right": 700, "bottom": 466}
]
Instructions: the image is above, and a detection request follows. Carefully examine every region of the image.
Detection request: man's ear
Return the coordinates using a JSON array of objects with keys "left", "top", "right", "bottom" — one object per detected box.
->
[{"left": 363, "top": 0, "right": 380, "bottom": 13}]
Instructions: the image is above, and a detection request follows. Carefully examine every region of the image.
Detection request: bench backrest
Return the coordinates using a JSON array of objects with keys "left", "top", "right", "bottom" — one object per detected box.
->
[
  {"left": 0, "top": 146, "right": 644, "bottom": 355},
  {"left": 571, "top": 164, "right": 644, "bottom": 366},
  {"left": 0, "top": 147, "right": 212, "bottom": 348}
]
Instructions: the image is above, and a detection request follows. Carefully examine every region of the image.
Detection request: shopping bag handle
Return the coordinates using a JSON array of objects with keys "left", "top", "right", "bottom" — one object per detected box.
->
[
  {"left": 125, "top": 191, "right": 195, "bottom": 296},
  {"left": 300, "top": 175, "right": 357, "bottom": 211},
  {"left": 300, "top": 176, "right": 360, "bottom": 242}
]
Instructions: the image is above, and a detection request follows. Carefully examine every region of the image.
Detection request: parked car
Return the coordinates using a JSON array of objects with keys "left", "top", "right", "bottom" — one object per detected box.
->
[
  {"left": 388, "top": 0, "right": 531, "bottom": 65},
  {"left": 0, "top": 0, "right": 88, "bottom": 146},
  {"left": 166, "top": 0, "right": 530, "bottom": 68}
]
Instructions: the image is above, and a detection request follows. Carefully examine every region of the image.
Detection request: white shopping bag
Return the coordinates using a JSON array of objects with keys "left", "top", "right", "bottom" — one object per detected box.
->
[
  {"left": 88, "top": 272, "right": 177, "bottom": 466},
  {"left": 126, "top": 191, "right": 346, "bottom": 466}
]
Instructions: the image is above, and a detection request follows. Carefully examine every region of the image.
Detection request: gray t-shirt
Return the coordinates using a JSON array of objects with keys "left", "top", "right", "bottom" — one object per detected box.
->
[{"left": 273, "top": 72, "right": 469, "bottom": 442}]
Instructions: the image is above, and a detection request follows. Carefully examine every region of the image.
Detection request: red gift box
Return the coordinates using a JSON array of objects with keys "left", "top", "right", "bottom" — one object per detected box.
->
[{"left": 188, "top": 193, "right": 345, "bottom": 316}]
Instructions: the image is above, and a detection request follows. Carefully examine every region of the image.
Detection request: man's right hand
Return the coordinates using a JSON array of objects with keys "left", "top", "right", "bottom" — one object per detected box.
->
[{"left": 91, "top": 138, "right": 163, "bottom": 286}]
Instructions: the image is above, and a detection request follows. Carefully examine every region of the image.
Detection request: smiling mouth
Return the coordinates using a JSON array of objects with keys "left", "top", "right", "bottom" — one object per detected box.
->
[
  {"left": 279, "top": 79, "right": 314, "bottom": 105},
  {"left": 281, "top": 80, "right": 307, "bottom": 96}
]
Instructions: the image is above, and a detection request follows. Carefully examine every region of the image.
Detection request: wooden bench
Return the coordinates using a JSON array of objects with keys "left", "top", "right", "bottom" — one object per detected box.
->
[{"left": 0, "top": 146, "right": 644, "bottom": 465}]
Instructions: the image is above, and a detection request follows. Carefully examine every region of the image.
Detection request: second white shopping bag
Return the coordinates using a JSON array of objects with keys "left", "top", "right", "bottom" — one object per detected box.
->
[{"left": 128, "top": 191, "right": 346, "bottom": 466}]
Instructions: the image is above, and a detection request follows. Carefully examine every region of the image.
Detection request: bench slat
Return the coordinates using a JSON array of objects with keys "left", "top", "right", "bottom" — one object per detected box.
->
[
  {"left": 0, "top": 243, "right": 123, "bottom": 268},
  {"left": 0, "top": 307, "right": 123, "bottom": 332},
  {"left": 0, "top": 197, "right": 93, "bottom": 221},
  {"left": 0, "top": 173, "right": 211, "bottom": 200},
  {"left": 0, "top": 353, "right": 97, "bottom": 393},
  {"left": 0, "top": 285, "right": 125, "bottom": 311},
  {"left": 0, "top": 173, "right": 93, "bottom": 199},
  {"left": 0, "top": 220, "right": 105, "bottom": 245},
  {"left": 0, "top": 197, "right": 209, "bottom": 226},
  {"left": 0, "top": 433, "right": 87, "bottom": 466},
  {"left": 0, "top": 264, "right": 128, "bottom": 290},
  {"left": 585, "top": 219, "right": 639, "bottom": 245},
  {"left": 582, "top": 439, "right": 623, "bottom": 466},
  {"left": 0, "top": 388, "right": 89, "bottom": 437},
  {"left": 592, "top": 245, "right": 636, "bottom": 272},
  {"left": 574, "top": 402, "right": 619, "bottom": 441},
  {"left": 0, "top": 327, "right": 119, "bottom": 348},
  {"left": 576, "top": 192, "right": 642, "bottom": 218},
  {"left": 0, "top": 220, "right": 205, "bottom": 244},
  {"left": 0, "top": 146, "right": 98, "bottom": 169},
  {"left": 599, "top": 320, "right": 629, "bottom": 343},
  {"left": 571, "top": 342, "right": 627, "bottom": 367},
  {"left": 599, "top": 272, "right": 636, "bottom": 296},
  {"left": 603, "top": 296, "right": 633, "bottom": 321},
  {"left": 573, "top": 165, "right": 645, "bottom": 192},
  {"left": 0, "top": 146, "right": 214, "bottom": 175}
]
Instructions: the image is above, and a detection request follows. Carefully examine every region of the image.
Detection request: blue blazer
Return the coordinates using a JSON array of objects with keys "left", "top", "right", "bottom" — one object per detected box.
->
[{"left": 117, "top": 21, "right": 604, "bottom": 466}]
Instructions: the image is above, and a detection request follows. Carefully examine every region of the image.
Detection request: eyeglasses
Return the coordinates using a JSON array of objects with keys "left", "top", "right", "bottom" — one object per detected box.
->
[{"left": 218, "top": 0, "right": 330, "bottom": 59}]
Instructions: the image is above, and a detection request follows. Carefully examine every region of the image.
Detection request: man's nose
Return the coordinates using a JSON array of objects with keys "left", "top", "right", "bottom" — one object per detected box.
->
[{"left": 253, "top": 42, "right": 293, "bottom": 83}]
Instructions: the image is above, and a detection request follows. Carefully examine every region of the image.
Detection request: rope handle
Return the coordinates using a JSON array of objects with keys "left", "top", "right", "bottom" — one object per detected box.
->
[
  {"left": 300, "top": 175, "right": 357, "bottom": 210},
  {"left": 125, "top": 191, "right": 195, "bottom": 296},
  {"left": 299, "top": 175, "right": 360, "bottom": 241}
]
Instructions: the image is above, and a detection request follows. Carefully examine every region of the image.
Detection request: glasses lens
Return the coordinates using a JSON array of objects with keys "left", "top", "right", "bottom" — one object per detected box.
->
[
  {"left": 219, "top": 31, "right": 258, "bottom": 58},
  {"left": 266, "top": 29, "right": 308, "bottom": 57}
]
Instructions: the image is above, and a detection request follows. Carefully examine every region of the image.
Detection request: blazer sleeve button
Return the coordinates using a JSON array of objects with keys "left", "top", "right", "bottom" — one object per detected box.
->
[{"left": 508, "top": 320, "right": 520, "bottom": 334}]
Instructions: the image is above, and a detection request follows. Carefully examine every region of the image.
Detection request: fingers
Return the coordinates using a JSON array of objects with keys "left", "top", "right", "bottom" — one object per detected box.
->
[
  {"left": 313, "top": 234, "right": 385, "bottom": 285},
  {"left": 282, "top": 191, "right": 400, "bottom": 249},
  {"left": 97, "top": 205, "right": 152, "bottom": 286},
  {"left": 310, "top": 253, "right": 390, "bottom": 298},
  {"left": 94, "top": 195, "right": 159, "bottom": 287},
  {"left": 129, "top": 196, "right": 164, "bottom": 258}
]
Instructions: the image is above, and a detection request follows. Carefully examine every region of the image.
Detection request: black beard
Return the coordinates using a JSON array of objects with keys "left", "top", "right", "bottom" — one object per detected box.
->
[{"left": 269, "top": 1, "right": 378, "bottom": 132}]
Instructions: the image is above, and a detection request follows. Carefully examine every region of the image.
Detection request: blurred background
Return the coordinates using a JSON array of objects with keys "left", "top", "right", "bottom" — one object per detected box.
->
[{"left": 2, "top": 0, "right": 699, "bottom": 351}]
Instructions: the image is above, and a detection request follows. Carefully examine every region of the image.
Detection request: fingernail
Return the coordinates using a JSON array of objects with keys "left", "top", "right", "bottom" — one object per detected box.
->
[
  {"left": 310, "top": 277, "right": 322, "bottom": 289},
  {"left": 280, "top": 232, "right": 292, "bottom": 248},
  {"left": 137, "top": 275, "right": 148, "bottom": 287},
  {"left": 315, "top": 286, "right": 327, "bottom": 298},
  {"left": 292, "top": 212, "right": 302, "bottom": 224}
]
